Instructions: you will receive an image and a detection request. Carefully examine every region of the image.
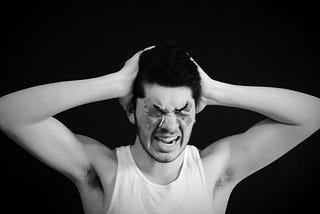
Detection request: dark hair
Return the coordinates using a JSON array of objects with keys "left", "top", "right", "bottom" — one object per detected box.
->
[{"left": 132, "top": 40, "right": 201, "bottom": 109}]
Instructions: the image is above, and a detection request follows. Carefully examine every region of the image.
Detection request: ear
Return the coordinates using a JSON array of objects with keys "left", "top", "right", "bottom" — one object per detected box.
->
[{"left": 126, "top": 103, "right": 135, "bottom": 124}]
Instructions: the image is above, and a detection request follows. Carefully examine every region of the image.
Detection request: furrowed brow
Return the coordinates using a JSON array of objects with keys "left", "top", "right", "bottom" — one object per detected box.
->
[
  {"left": 153, "top": 104, "right": 168, "bottom": 113},
  {"left": 175, "top": 102, "right": 189, "bottom": 112}
]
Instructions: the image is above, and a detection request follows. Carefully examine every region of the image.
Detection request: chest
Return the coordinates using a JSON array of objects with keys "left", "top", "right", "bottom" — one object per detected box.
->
[
  {"left": 106, "top": 158, "right": 216, "bottom": 214},
  {"left": 111, "top": 181, "right": 214, "bottom": 214},
  {"left": 78, "top": 180, "right": 235, "bottom": 214}
]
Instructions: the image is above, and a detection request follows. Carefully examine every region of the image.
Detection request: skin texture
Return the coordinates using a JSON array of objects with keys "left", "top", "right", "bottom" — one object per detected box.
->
[
  {"left": 1, "top": 47, "right": 320, "bottom": 214},
  {"left": 132, "top": 84, "right": 196, "bottom": 164},
  {"left": 143, "top": 97, "right": 194, "bottom": 129}
]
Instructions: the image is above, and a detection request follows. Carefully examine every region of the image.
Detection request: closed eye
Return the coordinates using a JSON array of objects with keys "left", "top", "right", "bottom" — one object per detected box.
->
[
  {"left": 175, "top": 103, "right": 188, "bottom": 113},
  {"left": 153, "top": 105, "right": 167, "bottom": 114}
]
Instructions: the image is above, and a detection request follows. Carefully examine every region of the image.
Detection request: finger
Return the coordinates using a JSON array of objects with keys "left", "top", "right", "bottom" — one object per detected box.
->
[
  {"left": 143, "top": 45, "right": 156, "bottom": 51},
  {"left": 132, "top": 50, "right": 144, "bottom": 59},
  {"left": 196, "top": 103, "right": 206, "bottom": 114},
  {"left": 190, "top": 57, "right": 202, "bottom": 69},
  {"left": 189, "top": 56, "right": 197, "bottom": 64},
  {"left": 119, "top": 95, "right": 133, "bottom": 111},
  {"left": 125, "top": 50, "right": 143, "bottom": 65},
  {"left": 119, "top": 97, "right": 128, "bottom": 110},
  {"left": 126, "top": 46, "right": 155, "bottom": 64},
  {"left": 196, "top": 98, "right": 207, "bottom": 113}
]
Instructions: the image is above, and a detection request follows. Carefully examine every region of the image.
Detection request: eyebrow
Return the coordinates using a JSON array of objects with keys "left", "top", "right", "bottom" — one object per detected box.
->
[
  {"left": 152, "top": 102, "right": 189, "bottom": 113},
  {"left": 153, "top": 104, "right": 168, "bottom": 113},
  {"left": 176, "top": 103, "right": 188, "bottom": 112}
]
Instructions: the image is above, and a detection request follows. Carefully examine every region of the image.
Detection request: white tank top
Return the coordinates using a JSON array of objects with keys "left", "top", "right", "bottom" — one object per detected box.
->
[{"left": 106, "top": 145, "right": 214, "bottom": 214}]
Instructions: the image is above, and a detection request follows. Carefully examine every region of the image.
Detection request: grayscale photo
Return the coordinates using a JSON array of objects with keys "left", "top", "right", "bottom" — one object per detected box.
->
[{"left": 2, "top": 2, "right": 319, "bottom": 214}]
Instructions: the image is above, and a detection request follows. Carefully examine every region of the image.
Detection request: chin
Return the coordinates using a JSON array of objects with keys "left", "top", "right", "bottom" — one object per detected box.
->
[{"left": 148, "top": 138, "right": 188, "bottom": 163}]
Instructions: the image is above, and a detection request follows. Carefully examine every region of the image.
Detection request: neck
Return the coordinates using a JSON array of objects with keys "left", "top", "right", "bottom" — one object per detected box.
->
[{"left": 130, "top": 136, "right": 185, "bottom": 185}]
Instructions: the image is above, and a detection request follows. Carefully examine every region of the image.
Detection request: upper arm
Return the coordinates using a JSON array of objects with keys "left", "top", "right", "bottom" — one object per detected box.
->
[
  {"left": 3, "top": 117, "right": 92, "bottom": 180},
  {"left": 202, "top": 118, "right": 319, "bottom": 185},
  {"left": 226, "top": 118, "right": 318, "bottom": 182}
]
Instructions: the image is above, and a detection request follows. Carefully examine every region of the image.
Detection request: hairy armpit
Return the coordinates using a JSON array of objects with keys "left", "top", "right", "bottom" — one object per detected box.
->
[
  {"left": 215, "top": 167, "right": 237, "bottom": 189},
  {"left": 85, "top": 165, "right": 104, "bottom": 192}
]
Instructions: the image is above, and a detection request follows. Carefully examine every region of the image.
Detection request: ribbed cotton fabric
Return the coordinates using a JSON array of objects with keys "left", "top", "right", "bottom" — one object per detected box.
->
[{"left": 106, "top": 145, "right": 214, "bottom": 214}]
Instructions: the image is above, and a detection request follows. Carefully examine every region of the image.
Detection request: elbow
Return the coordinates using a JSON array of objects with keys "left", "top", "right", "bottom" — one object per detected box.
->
[
  {"left": 0, "top": 110, "right": 10, "bottom": 132},
  {"left": 0, "top": 103, "right": 6, "bottom": 130},
  {"left": 0, "top": 98, "right": 13, "bottom": 131},
  {"left": 314, "top": 119, "right": 320, "bottom": 132},
  {"left": 312, "top": 107, "right": 320, "bottom": 131},
  {"left": 305, "top": 116, "right": 320, "bottom": 134},
  {"left": 303, "top": 101, "right": 320, "bottom": 133},
  {"left": 313, "top": 100, "right": 320, "bottom": 130}
]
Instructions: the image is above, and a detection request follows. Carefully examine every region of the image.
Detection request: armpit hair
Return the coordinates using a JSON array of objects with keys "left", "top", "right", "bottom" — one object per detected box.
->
[
  {"left": 85, "top": 165, "right": 104, "bottom": 193},
  {"left": 215, "top": 167, "right": 237, "bottom": 189}
]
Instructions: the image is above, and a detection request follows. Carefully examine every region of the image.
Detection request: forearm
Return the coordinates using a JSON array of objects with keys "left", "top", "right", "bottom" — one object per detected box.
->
[
  {"left": 0, "top": 72, "right": 124, "bottom": 127},
  {"left": 206, "top": 80, "right": 320, "bottom": 126}
]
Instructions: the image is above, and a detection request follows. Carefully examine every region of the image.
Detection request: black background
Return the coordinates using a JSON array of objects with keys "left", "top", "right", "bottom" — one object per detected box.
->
[{"left": 2, "top": 1, "right": 320, "bottom": 214}]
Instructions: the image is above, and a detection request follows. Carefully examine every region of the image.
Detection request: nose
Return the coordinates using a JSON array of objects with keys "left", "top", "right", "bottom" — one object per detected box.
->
[{"left": 160, "top": 114, "right": 179, "bottom": 133}]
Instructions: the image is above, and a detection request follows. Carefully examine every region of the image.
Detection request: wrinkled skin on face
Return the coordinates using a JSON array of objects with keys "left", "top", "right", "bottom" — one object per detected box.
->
[
  {"left": 143, "top": 97, "right": 194, "bottom": 129},
  {"left": 133, "top": 85, "right": 196, "bottom": 163}
]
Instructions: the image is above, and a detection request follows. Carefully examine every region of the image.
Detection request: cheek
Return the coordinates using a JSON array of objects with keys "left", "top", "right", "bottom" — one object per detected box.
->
[
  {"left": 178, "top": 114, "right": 195, "bottom": 126},
  {"left": 183, "top": 116, "right": 193, "bottom": 126},
  {"left": 143, "top": 116, "right": 161, "bottom": 131},
  {"left": 179, "top": 116, "right": 195, "bottom": 138}
]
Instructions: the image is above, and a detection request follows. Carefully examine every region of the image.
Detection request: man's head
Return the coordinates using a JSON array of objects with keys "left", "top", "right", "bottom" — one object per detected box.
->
[
  {"left": 128, "top": 41, "right": 201, "bottom": 163},
  {"left": 132, "top": 41, "right": 201, "bottom": 109}
]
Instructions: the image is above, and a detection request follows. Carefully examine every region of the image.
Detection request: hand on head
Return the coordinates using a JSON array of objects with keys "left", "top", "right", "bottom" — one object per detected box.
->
[
  {"left": 118, "top": 46, "right": 155, "bottom": 113},
  {"left": 118, "top": 45, "right": 212, "bottom": 116},
  {"left": 190, "top": 57, "right": 213, "bottom": 114}
]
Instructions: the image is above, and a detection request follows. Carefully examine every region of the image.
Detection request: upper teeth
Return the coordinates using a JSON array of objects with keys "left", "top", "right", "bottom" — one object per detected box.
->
[{"left": 157, "top": 136, "right": 178, "bottom": 142}]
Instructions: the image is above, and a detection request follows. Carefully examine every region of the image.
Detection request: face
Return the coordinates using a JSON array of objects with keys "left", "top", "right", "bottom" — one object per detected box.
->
[{"left": 133, "top": 84, "right": 196, "bottom": 163}]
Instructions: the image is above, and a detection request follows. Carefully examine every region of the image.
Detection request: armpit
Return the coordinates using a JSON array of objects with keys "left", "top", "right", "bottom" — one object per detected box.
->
[
  {"left": 215, "top": 167, "right": 237, "bottom": 189},
  {"left": 84, "top": 165, "right": 104, "bottom": 193}
]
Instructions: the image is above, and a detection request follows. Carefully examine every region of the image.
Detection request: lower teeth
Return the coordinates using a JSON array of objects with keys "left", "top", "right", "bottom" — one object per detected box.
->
[
  {"left": 163, "top": 140, "right": 173, "bottom": 144},
  {"left": 162, "top": 138, "right": 178, "bottom": 144},
  {"left": 155, "top": 137, "right": 179, "bottom": 144}
]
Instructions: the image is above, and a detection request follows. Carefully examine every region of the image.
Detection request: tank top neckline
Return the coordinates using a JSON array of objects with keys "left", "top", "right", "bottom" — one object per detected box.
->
[{"left": 126, "top": 145, "right": 189, "bottom": 189}]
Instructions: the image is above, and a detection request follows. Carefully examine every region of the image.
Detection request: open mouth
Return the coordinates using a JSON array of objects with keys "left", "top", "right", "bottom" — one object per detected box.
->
[{"left": 154, "top": 136, "right": 180, "bottom": 145}]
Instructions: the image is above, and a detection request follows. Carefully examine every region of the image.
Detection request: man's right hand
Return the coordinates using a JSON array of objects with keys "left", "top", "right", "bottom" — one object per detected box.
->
[
  {"left": 118, "top": 46, "right": 155, "bottom": 112},
  {"left": 0, "top": 45, "right": 153, "bottom": 186}
]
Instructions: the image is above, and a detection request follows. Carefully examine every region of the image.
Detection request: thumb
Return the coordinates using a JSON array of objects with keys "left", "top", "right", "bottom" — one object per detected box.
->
[
  {"left": 196, "top": 102, "right": 206, "bottom": 114},
  {"left": 119, "top": 94, "right": 134, "bottom": 113}
]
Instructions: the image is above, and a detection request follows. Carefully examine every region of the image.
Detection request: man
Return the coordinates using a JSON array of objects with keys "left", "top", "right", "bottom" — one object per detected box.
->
[{"left": 0, "top": 41, "right": 319, "bottom": 214}]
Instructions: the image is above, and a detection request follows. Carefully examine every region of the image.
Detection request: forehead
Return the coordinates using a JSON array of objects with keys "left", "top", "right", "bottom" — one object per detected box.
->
[{"left": 141, "top": 84, "right": 194, "bottom": 109}]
